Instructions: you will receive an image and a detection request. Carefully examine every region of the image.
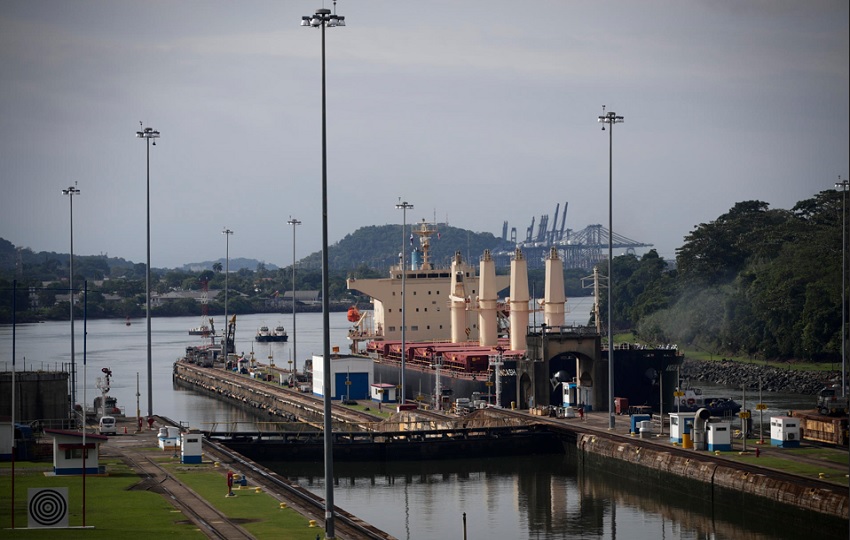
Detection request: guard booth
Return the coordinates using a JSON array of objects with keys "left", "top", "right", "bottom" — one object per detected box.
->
[
  {"left": 44, "top": 429, "right": 109, "bottom": 475},
  {"left": 669, "top": 412, "right": 696, "bottom": 447},
  {"left": 770, "top": 416, "right": 801, "bottom": 448},
  {"left": 706, "top": 419, "right": 732, "bottom": 451},
  {"left": 370, "top": 383, "right": 397, "bottom": 403},
  {"left": 181, "top": 430, "right": 203, "bottom": 464}
]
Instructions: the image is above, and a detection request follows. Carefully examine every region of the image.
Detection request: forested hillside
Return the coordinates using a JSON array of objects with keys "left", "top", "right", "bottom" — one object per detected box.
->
[
  {"left": 604, "top": 191, "right": 843, "bottom": 361},
  {"left": 3, "top": 190, "right": 845, "bottom": 364}
]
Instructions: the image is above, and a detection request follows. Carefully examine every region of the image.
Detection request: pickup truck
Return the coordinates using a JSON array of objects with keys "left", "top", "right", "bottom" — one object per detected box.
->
[{"left": 816, "top": 386, "right": 849, "bottom": 416}]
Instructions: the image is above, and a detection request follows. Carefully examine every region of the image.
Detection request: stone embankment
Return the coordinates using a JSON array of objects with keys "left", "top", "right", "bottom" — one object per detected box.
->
[{"left": 681, "top": 358, "right": 841, "bottom": 395}]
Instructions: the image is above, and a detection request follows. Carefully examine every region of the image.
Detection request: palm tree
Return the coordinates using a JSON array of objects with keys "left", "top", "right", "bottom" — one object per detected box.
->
[{"left": 213, "top": 262, "right": 223, "bottom": 273}]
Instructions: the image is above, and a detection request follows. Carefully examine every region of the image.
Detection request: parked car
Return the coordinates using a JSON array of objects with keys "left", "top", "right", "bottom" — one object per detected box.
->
[{"left": 99, "top": 416, "right": 117, "bottom": 435}]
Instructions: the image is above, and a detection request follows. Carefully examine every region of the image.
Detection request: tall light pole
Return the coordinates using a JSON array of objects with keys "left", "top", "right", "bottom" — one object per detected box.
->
[
  {"left": 62, "top": 184, "right": 80, "bottom": 413},
  {"left": 301, "top": 6, "right": 344, "bottom": 538},
  {"left": 222, "top": 228, "right": 233, "bottom": 357},
  {"left": 396, "top": 200, "right": 413, "bottom": 404},
  {"left": 598, "top": 106, "right": 624, "bottom": 430},
  {"left": 287, "top": 217, "right": 301, "bottom": 380},
  {"left": 836, "top": 177, "right": 848, "bottom": 397},
  {"left": 136, "top": 124, "right": 159, "bottom": 418}
]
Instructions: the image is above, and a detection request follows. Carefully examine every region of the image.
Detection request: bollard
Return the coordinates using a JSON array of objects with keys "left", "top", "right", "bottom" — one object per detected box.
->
[
  {"left": 308, "top": 520, "right": 317, "bottom": 528},
  {"left": 280, "top": 502, "right": 287, "bottom": 509},
  {"left": 255, "top": 487, "right": 261, "bottom": 494}
]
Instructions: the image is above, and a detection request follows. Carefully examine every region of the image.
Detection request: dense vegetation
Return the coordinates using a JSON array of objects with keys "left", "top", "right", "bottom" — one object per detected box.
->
[
  {"left": 601, "top": 191, "right": 844, "bottom": 362},
  {"left": 2, "top": 189, "right": 844, "bottom": 363}
]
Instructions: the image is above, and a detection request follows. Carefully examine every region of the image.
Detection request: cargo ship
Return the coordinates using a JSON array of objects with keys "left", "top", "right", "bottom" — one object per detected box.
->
[{"left": 346, "top": 220, "right": 684, "bottom": 412}]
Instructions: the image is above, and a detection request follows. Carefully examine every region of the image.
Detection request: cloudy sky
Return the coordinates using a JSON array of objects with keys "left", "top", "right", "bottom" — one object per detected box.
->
[{"left": 1, "top": 1, "right": 847, "bottom": 269}]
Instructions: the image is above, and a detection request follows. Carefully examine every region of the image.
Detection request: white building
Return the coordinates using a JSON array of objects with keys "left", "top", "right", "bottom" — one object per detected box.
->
[
  {"left": 312, "top": 353, "right": 373, "bottom": 401},
  {"left": 44, "top": 429, "right": 108, "bottom": 475}
]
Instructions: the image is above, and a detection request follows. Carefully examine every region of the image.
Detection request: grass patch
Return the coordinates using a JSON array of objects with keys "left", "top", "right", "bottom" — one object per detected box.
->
[
  {"left": 720, "top": 451, "right": 849, "bottom": 487},
  {"left": 0, "top": 459, "right": 203, "bottom": 538},
  {"left": 781, "top": 447, "right": 850, "bottom": 466},
  {"left": 680, "top": 347, "right": 838, "bottom": 373},
  {"left": 163, "top": 462, "right": 320, "bottom": 539}
]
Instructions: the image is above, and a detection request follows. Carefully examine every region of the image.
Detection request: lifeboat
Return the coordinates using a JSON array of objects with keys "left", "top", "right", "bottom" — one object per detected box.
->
[{"left": 347, "top": 306, "right": 361, "bottom": 322}]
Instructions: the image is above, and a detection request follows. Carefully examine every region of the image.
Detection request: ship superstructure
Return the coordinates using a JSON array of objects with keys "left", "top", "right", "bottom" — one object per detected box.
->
[
  {"left": 346, "top": 219, "right": 510, "bottom": 346},
  {"left": 347, "top": 220, "right": 682, "bottom": 412}
]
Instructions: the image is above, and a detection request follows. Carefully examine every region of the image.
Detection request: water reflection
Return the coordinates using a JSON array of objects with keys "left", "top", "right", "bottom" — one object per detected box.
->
[{"left": 270, "top": 451, "right": 845, "bottom": 540}]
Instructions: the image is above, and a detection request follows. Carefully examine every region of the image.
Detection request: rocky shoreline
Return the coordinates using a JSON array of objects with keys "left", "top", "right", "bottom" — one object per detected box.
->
[{"left": 680, "top": 358, "right": 843, "bottom": 395}]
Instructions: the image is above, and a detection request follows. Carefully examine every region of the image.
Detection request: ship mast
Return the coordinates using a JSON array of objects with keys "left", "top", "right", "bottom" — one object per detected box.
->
[{"left": 412, "top": 218, "right": 435, "bottom": 270}]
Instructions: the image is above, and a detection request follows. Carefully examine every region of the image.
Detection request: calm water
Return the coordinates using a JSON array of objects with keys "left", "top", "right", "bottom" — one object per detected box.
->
[
  {"left": 2, "top": 306, "right": 845, "bottom": 539},
  {"left": 1, "top": 311, "right": 354, "bottom": 428}
]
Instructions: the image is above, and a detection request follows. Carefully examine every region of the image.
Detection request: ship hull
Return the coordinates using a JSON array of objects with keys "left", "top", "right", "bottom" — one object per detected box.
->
[
  {"left": 256, "top": 335, "right": 288, "bottom": 343},
  {"left": 372, "top": 359, "right": 517, "bottom": 409}
]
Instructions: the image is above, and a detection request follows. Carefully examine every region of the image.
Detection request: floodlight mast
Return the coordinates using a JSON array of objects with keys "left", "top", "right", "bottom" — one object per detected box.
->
[
  {"left": 135, "top": 124, "right": 159, "bottom": 418},
  {"left": 62, "top": 184, "right": 81, "bottom": 413},
  {"left": 301, "top": 5, "right": 344, "bottom": 538},
  {"left": 598, "top": 107, "right": 624, "bottom": 430}
]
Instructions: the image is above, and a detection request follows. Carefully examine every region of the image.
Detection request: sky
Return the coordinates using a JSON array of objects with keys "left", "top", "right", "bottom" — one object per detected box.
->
[{"left": 1, "top": 1, "right": 847, "bottom": 269}]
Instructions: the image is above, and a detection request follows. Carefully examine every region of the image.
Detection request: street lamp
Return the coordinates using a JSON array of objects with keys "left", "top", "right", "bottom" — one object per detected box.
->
[
  {"left": 136, "top": 124, "right": 159, "bottom": 418},
  {"left": 62, "top": 184, "right": 80, "bottom": 413},
  {"left": 836, "top": 176, "right": 848, "bottom": 397},
  {"left": 301, "top": 6, "right": 344, "bottom": 538},
  {"left": 222, "top": 228, "right": 233, "bottom": 357},
  {"left": 287, "top": 217, "right": 301, "bottom": 380},
  {"left": 598, "top": 106, "right": 624, "bottom": 430},
  {"left": 396, "top": 200, "right": 413, "bottom": 404}
]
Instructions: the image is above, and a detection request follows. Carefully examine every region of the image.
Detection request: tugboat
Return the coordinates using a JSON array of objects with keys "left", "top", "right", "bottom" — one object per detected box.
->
[{"left": 256, "top": 325, "right": 288, "bottom": 342}]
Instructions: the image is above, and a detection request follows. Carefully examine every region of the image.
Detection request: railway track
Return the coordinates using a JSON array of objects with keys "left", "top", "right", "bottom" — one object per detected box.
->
[
  {"left": 201, "top": 435, "right": 396, "bottom": 540},
  {"left": 110, "top": 441, "right": 255, "bottom": 540}
]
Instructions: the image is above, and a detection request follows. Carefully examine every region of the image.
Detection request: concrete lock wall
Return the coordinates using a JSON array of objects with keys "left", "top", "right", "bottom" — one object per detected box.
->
[
  {"left": 576, "top": 433, "right": 848, "bottom": 519},
  {"left": 173, "top": 363, "right": 324, "bottom": 423},
  {"left": 0, "top": 372, "right": 70, "bottom": 422}
]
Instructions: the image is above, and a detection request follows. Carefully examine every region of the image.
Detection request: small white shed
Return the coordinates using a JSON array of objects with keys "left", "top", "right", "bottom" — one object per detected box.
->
[
  {"left": 770, "top": 416, "right": 801, "bottom": 448},
  {"left": 669, "top": 412, "right": 697, "bottom": 445},
  {"left": 44, "top": 429, "right": 108, "bottom": 475},
  {"left": 181, "top": 430, "right": 203, "bottom": 464},
  {"left": 370, "top": 383, "right": 397, "bottom": 403},
  {"left": 706, "top": 420, "right": 732, "bottom": 452}
]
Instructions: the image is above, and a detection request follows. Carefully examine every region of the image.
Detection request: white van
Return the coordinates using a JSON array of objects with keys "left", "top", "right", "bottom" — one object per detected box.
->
[{"left": 99, "top": 416, "right": 117, "bottom": 435}]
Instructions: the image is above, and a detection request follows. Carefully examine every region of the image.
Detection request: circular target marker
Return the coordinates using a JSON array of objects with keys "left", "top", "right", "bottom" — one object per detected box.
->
[{"left": 28, "top": 488, "right": 68, "bottom": 527}]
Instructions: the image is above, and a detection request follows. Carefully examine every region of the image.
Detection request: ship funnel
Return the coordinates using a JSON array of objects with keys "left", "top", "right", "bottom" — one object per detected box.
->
[
  {"left": 478, "top": 250, "right": 498, "bottom": 347},
  {"left": 509, "top": 248, "right": 530, "bottom": 351},
  {"left": 543, "top": 247, "right": 565, "bottom": 328},
  {"left": 449, "top": 251, "right": 469, "bottom": 343}
]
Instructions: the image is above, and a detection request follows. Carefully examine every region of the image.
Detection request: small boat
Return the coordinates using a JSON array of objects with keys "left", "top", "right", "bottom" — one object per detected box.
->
[
  {"left": 256, "top": 324, "right": 288, "bottom": 342},
  {"left": 675, "top": 387, "right": 741, "bottom": 416},
  {"left": 189, "top": 317, "right": 214, "bottom": 336}
]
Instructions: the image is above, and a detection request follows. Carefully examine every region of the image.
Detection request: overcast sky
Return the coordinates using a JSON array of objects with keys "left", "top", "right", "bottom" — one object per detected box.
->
[{"left": 1, "top": 1, "right": 847, "bottom": 269}]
